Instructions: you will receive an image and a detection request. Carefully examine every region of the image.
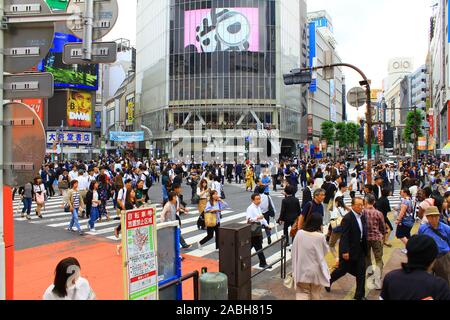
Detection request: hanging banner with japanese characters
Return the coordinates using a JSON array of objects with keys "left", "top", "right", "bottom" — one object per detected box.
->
[
  {"left": 46, "top": 131, "right": 92, "bottom": 145},
  {"left": 125, "top": 94, "right": 135, "bottom": 126},
  {"left": 122, "top": 208, "right": 158, "bottom": 301}
]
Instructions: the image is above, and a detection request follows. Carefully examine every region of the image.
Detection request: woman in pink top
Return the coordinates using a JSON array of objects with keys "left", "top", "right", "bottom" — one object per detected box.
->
[{"left": 292, "top": 212, "right": 330, "bottom": 300}]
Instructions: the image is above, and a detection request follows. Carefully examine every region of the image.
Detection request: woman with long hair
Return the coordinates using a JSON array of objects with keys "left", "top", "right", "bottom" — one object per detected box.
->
[
  {"left": 43, "top": 257, "right": 95, "bottom": 300},
  {"left": 197, "top": 190, "right": 227, "bottom": 251},
  {"left": 97, "top": 174, "right": 110, "bottom": 223},
  {"left": 33, "top": 176, "right": 46, "bottom": 219},
  {"left": 395, "top": 188, "right": 415, "bottom": 252},
  {"left": 292, "top": 212, "right": 330, "bottom": 300},
  {"left": 197, "top": 179, "right": 209, "bottom": 215},
  {"left": 87, "top": 181, "right": 101, "bottom": 232}
]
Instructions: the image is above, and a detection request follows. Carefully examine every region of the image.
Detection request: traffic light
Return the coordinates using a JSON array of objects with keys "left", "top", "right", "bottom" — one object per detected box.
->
[
  {"left": 359, "top": 128, "right": 365, "bottom": 147},
  {"left": 283, "top": 70, "right": 312, "bottom": 85},
  {"left": 384, "top": 129, "right": 394, "bottom": 149}
]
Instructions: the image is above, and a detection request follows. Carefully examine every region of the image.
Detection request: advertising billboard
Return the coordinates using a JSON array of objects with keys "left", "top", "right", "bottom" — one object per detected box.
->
[
  {"left": 67, "top": 91, "right": 92, "bottom": 128},
  {"left": 39, "top": 32, "right": 99, "bottom": 91},
  {"left": 126, "top": 94, "right": 135, "bottom": 126},
  {"left": 15, "top": 99, "right": 44, "bottom": 123},
  {"left": 184, "top": 8, "right": 259, "bottom": 53}
]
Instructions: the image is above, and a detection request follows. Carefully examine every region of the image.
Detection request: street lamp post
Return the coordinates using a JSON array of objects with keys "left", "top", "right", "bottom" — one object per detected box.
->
[{"left": 285, "top": 63, "right": 375, "bottom": 183}]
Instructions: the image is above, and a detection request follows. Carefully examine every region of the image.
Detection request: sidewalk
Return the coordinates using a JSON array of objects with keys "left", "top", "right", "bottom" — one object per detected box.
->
[
  {"left": 14, "top": 236, "right": 218, "bottom": 300},
  {"left": 252, "top": 227, "right": 412, "bottom": 300}
]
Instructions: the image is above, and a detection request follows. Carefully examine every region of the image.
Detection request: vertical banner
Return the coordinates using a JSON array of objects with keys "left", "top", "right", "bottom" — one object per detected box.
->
[
  {"left": 125, "top": 94, "right": 135, "bottom": 126},
  {"left": 122, "top": 208, "right": 158, "bottom": 300}
]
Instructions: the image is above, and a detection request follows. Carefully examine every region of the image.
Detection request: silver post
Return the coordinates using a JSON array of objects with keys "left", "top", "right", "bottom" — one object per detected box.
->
[
  {"left": 0, "top": 0, "right": 6, "bottom": 301},
  {"left": 82, "top": 0, "right": 94, "bottom": 61}
]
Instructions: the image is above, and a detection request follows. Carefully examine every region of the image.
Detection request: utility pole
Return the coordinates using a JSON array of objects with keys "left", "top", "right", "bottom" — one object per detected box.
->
[{"left": 284, "top": 62, "right": 374, "bottom": 184}]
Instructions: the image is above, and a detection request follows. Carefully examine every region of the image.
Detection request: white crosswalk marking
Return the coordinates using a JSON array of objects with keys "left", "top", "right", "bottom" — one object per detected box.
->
[{"left": 13, "top": 185, "right": 403, "bottom": 270}]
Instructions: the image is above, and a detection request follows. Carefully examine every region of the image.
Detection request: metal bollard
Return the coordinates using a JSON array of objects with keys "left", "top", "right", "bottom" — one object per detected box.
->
[{"left": 199, "top": 272, "right": 228, "bottom": 300}]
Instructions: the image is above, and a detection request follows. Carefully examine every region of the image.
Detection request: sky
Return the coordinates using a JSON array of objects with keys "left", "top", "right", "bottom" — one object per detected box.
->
[{"left": 105, "top": 0, "right": 433, "bottom": 121}]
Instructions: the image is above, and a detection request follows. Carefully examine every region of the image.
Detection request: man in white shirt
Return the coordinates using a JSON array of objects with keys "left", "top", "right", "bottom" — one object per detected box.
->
[
  {"left": 246, "top": 194, "right": 271, "bottom": 269},
  {"left": 69, "top": 165, "right": 79, "bottom": 182},
  {"left": 140, "top": 166, "right": 151, "bottom": 203},
  {"left": 76, "top": 170, "right": 89, "bottom": 218}
]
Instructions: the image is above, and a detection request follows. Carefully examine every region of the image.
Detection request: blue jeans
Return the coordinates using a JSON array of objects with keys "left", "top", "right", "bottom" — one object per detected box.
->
[
  {"left": 22, "top": 198, "right": 32, "bottom": 215},
  {"left": 69, "top": 208, "right": 82, "bottom": 232},
  {"left": 89, "top": 207, "right": 99, "bottom": 230}
]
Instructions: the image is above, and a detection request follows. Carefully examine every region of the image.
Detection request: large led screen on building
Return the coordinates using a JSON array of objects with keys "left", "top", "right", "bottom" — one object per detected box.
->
[
  {"left": 67, "top": 91, "right": 93, "bottom": 128},
  {"left": 184, "top": 8, "right": 259, "bottom": 53},
  {"left": 170, "top": 1, "right": 276, "bottom": 101},
  {"left": 39, "top": 32, "right": 99, "bottom": 91}
]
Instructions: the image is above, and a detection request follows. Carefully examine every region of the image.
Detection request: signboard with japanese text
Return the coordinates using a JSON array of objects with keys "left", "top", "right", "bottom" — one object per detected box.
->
[
  {"left": 126, "top": 94, "right": 135, "bottom": 126},
  {"left": 122, "top": 208, "right": 158, "bottom": 301},
  {"left": 110, "top": 131, "right": 145, "bottom": 142},
  {"left": 47, "top": 131, "right": 92, "bottom": 145}
]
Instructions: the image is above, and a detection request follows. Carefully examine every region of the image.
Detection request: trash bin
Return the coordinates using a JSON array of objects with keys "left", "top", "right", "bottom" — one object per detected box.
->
[{"left": 200, "top": 272, "right": 228, "bottom": 300}]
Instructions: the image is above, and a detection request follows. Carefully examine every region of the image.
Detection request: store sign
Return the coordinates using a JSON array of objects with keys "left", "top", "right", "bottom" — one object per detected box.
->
[
  {"left": 122, "top": 208, "right": 158, "bottom": 301},
  {"left": 110, "top": 131, "right": 145, "bottom": 142},
  {"left": 126, "top": 94, "right": 135, "bottom": 126},
  {"left": 47, "top": 131, "right": 92, "bottom": 145}
]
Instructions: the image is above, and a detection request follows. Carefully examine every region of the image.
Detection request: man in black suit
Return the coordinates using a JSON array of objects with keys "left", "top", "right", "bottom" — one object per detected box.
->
[
  {"left": 327, "top": 197, "right": 368, "bottom": 300},
  {"left": 373, "top": 176, "right": 384, "bottom": 201},
  {"left": 301, "top": 179, "right": 314, "bottom": 212},
  {"left": 277, "top": 185, "right": 301, "bottom": 246}
]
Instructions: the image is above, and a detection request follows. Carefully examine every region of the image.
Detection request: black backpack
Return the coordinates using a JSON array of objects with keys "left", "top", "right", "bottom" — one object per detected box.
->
[{"left": 144, "top": 173, "right": 152, "bottom": 189}]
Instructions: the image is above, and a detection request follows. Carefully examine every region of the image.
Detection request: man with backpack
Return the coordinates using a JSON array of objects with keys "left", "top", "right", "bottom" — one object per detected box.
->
[{"left": 140, "top": 165, "right": 152, "bottom": 203}]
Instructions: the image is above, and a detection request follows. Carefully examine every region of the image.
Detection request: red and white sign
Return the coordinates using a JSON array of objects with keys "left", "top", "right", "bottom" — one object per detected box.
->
[
  {"left": 14, "top": 99, "right": 44, "bottom": 123},
  {"left": 122, "top": 208, "right": 158, "bottom": 300}
]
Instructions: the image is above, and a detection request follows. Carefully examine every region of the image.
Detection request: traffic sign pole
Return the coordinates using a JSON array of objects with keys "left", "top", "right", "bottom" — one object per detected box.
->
[
  {"left": 82, "top": 0, "right": 94, "bottom": 61},
  {"left": 0, "top": 0, "right": 6, "bottom": 301}
]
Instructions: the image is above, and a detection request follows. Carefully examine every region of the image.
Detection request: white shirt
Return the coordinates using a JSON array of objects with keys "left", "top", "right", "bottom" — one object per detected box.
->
[
  {"left": 141, "top": 171, "right": 150, "bottom": 190},
  {"left": 77, "top": 175, "right": 89, "bottom": 191},
  {"left": 117, "top": 188, "right": 127, "bottom": 209},
  {"left": 350, "top": 178, "right": 358, "bottom": 191},
  {"left": 92, "top": 190, "right": 99, "bottom": 208},
  {"left": 353, "top": 211, "right": 363, "bottom": 240},
  {"left": 69, "top": 170, "right": 79, "bottom": 182},
  {"left": 260, "top": 194, "right": 276, "bottom": 216},
  {"left": 43, "top": 277, "right": 95, "bottom": 300},
  {"left": 246, "top": 203, "right": 269, "bottom": 227},
  {"left": 211, "top": 181, "right": 222, "bottom": 193}
]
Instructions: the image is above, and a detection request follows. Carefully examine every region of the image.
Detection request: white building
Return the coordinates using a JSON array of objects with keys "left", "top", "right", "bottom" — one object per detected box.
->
[{"left": 306, "top": 11, "right": 344, "bottom": 148}]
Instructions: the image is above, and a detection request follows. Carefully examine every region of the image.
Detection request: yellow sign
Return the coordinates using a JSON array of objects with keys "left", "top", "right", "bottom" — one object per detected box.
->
[{"left": 126, "top": 94, "right": 135, "bottom": 126}]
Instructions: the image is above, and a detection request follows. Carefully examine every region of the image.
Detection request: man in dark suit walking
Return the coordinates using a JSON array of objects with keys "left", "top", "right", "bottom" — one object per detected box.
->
[
  {"left": 277, "top": 185, "right": 301, "bottom": 246},
  {"left": 327, "top": 197, "right": 368, "bottom": 300}
]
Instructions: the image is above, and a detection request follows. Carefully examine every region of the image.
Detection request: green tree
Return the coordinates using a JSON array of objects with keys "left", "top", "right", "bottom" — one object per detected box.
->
[
  {"left": 404, "top": 109, "right": 425, "bottom": 161},
  {"left": 335, "top": 122, "right": 349, "bottom": 147},
  {"left": 321, "top": 121, "right": 336, "bottom": 145},
  {"left": 346, "top": 122, "right": 360, "bottom": 149}
]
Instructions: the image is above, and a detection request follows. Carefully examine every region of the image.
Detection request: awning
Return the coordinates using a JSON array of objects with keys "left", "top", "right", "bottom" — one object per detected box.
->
[{"left": 441, "top": 143, "right": 450, "bottom": 155}]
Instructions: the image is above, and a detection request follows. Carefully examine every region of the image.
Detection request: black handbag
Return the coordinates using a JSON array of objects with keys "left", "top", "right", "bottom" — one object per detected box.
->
[
  {"left": 197, "top": 213, "right": 206, "bottom": 230},
  {"left": 220, "top": 189, "right": 226, "bottom": 200},
  {"left": 251, "top": 222, "right": 263, "bottom": 238}
]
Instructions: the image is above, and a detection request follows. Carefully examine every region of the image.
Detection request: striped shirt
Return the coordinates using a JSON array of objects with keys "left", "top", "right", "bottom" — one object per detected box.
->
[{"left": 73, "top": 191, "right": 80, "bottom": 209}]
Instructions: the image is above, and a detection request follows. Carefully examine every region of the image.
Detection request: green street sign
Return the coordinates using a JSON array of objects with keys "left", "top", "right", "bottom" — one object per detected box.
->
[{"left": 46, "top": 0, "right": 69, "bottom": 11}]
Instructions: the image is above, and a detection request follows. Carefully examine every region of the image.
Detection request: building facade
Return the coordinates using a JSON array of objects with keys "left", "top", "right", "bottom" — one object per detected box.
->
[
  {"left": 306, "top": 11, "right": 344, "bottom": 153},
  {"left": 135, "top": 0, "right": 308, "bottom": 161},
  {"left": 428, "top": 0, "right": 448, "bottom": 151}
]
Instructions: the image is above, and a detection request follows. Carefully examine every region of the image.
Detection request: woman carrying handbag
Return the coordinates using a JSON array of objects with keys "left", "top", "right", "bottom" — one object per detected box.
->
[
  {"left": 33, "top": 176, "right": 47, "bottom": 219},
  {"left": 197, "top": 190, "right": 228, "bottom": 251}
]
